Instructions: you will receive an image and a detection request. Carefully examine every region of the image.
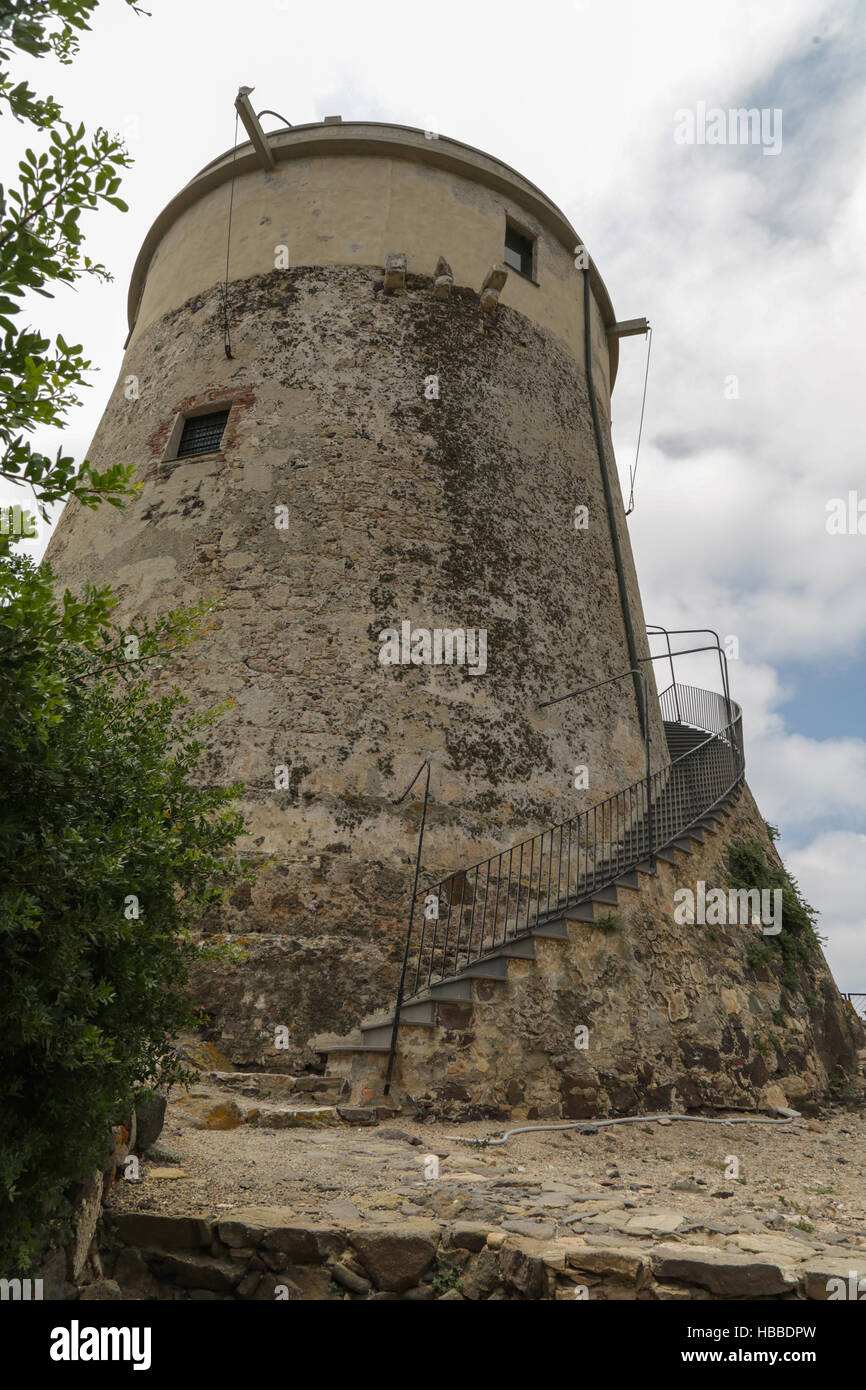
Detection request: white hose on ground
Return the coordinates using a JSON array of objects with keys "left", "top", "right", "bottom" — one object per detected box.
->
[{"left": 445, "top": 1112, "right": 798, "bottom": 1146}]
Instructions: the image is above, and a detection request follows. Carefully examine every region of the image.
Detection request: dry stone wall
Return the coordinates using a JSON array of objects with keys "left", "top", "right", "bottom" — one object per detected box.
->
[{"left": 99, "top": 1206, "right": 863, "bottom": 1302}]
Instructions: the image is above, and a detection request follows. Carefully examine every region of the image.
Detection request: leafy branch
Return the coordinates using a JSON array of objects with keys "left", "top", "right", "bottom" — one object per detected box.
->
[{"left": 0, "top": 0, "right": 146, "bottom": 511}]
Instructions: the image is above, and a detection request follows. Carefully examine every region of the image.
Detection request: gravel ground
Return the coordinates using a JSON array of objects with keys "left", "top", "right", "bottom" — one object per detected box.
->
[{"left": 106, "top": 1087, "right": 866, "bottom": 1253}]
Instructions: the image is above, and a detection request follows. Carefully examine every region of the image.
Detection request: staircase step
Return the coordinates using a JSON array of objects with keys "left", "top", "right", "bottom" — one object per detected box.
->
[
  {"left": 362, "top": 1000, "right": 435, "bottom": 1029},
  {"left": 291, "top": 1075, "right": 350, "bottom": 1099},
  {"left": 564, "top": 902, "right": 596, "bottom": 923},
  {"left": 428, "top": 978, "right": 474, "bottom": 1001},
  {"left": 615, "top": 870, "right": 641, "bottom": 890},
  {"left": 207, "top": 1071, "right": 347, "bottom": 1101},
  {"left": 531, "top": 920, "right": 570, "bottom": 939},
  {"left": 488, "top": 938, "right": 536, "bottom": 960},
  {"left": 590, "top": 885, "right": 618, "bottom": 906},
  {"left": 459, "top": 956, "right": 509, "bottom": 980},
  {"left": 655, "top": 847, "right": 677, "bottom": 865},
  {"left": 206, "top": 1071, "right": 261, "bottom": 1096},
  {"left": 673, "top": 838, "right": 694, "bottom": 853},
  {"left": 393, "top": 1000, "right": 436, "bottom": 1025},
  {"left": 337, "top": 1106, "right": 380, "bottom": 1126}
]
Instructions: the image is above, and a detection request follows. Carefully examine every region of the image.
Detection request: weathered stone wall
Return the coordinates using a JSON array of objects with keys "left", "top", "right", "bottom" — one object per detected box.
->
[{"left": 44, "top": 263, "right": 661, "bottom": 1064}]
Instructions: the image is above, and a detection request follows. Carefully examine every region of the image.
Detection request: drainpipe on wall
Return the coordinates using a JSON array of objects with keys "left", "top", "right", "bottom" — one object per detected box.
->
[{"left": 583, "top": 269, "right": 647, "bottom": 739}]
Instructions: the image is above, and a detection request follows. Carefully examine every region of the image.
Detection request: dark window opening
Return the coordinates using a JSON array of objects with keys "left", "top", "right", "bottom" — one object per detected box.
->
[
  {"left": 176, "top": 409, "right": 230, "bottom": 458},
  {"left": 504, "top": 223, "right": 535, "bottom": 279}
]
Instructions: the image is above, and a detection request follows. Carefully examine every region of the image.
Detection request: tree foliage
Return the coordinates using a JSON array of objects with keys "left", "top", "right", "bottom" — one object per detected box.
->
[
  {"left": 0, "top": 0, "right": 147, "bottom": 514},
  {"left": 0, "top": 3, "right": 250, "bottom": 1272},
  {"left": 729, "top": 839, "right": 820, "bottom": 992},
  {"left": 0, "top": 566, "right": 248, "bottom": 1270}
]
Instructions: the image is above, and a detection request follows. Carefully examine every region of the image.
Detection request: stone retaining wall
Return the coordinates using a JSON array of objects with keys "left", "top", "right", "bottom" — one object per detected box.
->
[{"left": 96, "top": 1209, "right": 860, "bottom": 1302}]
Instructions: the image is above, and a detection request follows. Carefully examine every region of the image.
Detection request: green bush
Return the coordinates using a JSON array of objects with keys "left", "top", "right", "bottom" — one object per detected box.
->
[
  {"left": 595, "top": 912, "right": 620, "bottom": 934},
  {"left": 431, "top": 1267, "right": 463, "bottom": 1296},
  {"left": 727, "top": 839, "right": 820, "bottom": 991},
  {"left": 0, "top": 561, "right": 248, "bottom": 1271}
]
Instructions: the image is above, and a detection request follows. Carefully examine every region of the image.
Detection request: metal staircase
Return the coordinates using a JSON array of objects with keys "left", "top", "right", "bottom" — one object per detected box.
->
[{"left": 319, "top": 678, "right": 745, "bottom": 1063}]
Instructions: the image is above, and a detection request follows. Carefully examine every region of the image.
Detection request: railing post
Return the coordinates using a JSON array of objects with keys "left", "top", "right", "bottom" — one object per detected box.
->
[
  {"left": 665, "top": 631, "right": 680, "bottom": 723},
  {"left": 647, "top": 624, "right": 681, "bottom": 723},
  {"left": 644, "top": 699, "right": 654, "bottom": 867},
  {"left": 385, "top": 759, "right": 432, "bottom": 1096}
]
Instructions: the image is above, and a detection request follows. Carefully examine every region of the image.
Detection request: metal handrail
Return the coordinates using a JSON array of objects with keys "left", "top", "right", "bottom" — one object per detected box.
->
[
  {"left": 647, "top": 625, "right": 733, "bottom": 731},
  {"left": 396, "top": 682, "right": 743, "bottom": 1004}
]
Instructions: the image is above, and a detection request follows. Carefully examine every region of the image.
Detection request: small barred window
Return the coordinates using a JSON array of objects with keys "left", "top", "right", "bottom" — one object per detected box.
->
[{"left": 176, "top": 409, "right": 230, "bottom": 458}]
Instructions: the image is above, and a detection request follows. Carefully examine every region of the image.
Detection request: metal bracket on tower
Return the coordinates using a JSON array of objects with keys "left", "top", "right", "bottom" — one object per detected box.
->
[
  {"left": 607, "top": 317, "right": 649, "bottom": 338},
  {"left": 235, "top": 86, "right": 276, "bottom": 171}
]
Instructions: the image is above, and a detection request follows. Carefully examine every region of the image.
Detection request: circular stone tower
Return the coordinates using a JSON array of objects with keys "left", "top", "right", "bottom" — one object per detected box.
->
[{"left": 44, "top": 120, "right": 667, "bottom": 1067}]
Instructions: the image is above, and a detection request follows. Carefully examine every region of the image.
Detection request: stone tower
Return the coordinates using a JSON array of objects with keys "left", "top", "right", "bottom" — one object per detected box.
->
[{"left": 45, "top": 118, "right": 861, "bottom": 1112}]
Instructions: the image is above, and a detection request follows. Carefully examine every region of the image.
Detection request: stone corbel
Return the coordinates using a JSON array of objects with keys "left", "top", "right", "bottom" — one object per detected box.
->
[
  {"left": 480, "top": 263, "right": 508, "bottom": 313},
  {"left": 433, "top": 255, "right": 454, "bottom": 299},
  {"left": 384, "top": 252, "right": 407, "bottom": 294}
]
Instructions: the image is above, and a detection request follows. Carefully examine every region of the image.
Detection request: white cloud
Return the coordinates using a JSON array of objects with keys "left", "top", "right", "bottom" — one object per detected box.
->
[
  {"left": 787, "top": 831, "right": 866, "bottom": 991},
  {"left": 749, "top": 730, "right": 866, "bottom": 830}
]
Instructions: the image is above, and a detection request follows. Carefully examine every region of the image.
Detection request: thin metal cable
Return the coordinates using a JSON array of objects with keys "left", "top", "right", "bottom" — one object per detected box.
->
[
  {"left": 257, "top": 108, "right": 293, "bottom": 127},
  {"left": 222, "top": 111, "right": 239, "bottom": 360},
  {"left": 626, "top": 325, "right": 653, "bottom": 516},
  {"left": 446, "top": 1110, "right": 798, "bottom": 1145}
]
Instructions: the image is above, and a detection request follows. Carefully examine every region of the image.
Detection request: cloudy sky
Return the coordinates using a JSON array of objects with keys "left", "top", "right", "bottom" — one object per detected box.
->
[{"left": 5, "top": 0, "right": 865, "bottom": 990}]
